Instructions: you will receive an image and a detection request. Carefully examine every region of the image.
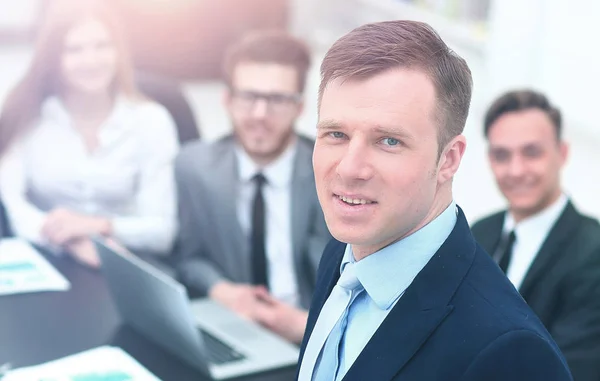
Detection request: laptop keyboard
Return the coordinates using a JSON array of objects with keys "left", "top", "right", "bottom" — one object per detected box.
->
[{"left": 198, "top": 328, "right": 246, "bottom": 365}]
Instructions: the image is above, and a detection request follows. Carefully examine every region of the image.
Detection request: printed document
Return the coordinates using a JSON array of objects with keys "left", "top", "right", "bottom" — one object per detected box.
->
[
  {"left": 0, "top": 238, "right": 70, "bottom": 296},
  {"left": 3, "top": 346, "right": 161, "bottom": 381}
]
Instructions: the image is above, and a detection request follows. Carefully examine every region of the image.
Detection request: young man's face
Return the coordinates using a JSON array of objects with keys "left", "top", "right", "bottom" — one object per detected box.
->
[
  {"left": 225, "top": 62, "right": 304, "bottom": 163},
  {"left": 487, "top": 109, "right": 568, "bottom": 221},
  {"left": 314, "top": 68, "right": 463, "bottom": 258}
]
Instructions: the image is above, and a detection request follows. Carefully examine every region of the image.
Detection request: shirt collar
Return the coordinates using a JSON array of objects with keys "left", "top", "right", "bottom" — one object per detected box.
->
[
  {"left": 503, "top": 193, "right": 568, "bottom": 239},
  {"left": 41, "top": 95, "right": 132, "bottom": 139},
  {"left": 235, "top": 138, "right": 297, "bottom": 188},
  {"left": 340, "top": 201, "right": 458, "bottom": 310},
  {"left": 41, "top": 96, "right": 70, "bottom": 125}
]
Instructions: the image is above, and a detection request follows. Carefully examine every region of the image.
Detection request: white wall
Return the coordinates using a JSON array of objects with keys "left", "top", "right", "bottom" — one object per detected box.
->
[
  {"left": 480, "top": 0, "right": 600, "bottom": 219},
  {"left": 0, "top": 0, "right": 40, "bottom": 29},
  {"left": 540, "top": 0, "right": 600, "bottom": 139},
  {"left": 486, "top": 0, "right": 600, "bottom": 140}
]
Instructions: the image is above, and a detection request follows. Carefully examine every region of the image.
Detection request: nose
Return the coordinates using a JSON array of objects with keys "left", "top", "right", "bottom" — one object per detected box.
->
[
  {"left": 335, "top": 139, "right": 374, "bottom": 182},
  {"left": 250, "top": 98, "right": 269, "bottom": 119},
  {"left": 507, "top": 154, "right": 527, "bottom": 178},
  {"left": 83, "top": 46, "right": 100, "bottom": 65}
]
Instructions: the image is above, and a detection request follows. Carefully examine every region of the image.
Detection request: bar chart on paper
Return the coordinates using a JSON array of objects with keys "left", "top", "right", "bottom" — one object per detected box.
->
[
  {"left": 0, "top": 238, "right": 70, "bottom": 295},
  {"left": 39, "top": 372, "right": 133, "bottom": 380},
  {"left": 4, "top": 346, "right": 161, "bottom": 381},
  {"left": 0, "top": 261, "right": 45, "bottom": 288}
]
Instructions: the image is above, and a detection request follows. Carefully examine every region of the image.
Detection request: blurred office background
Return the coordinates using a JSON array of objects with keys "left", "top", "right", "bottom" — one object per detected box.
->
[{"left": 0, "top": 0, "right": 599, "bottom": 221}]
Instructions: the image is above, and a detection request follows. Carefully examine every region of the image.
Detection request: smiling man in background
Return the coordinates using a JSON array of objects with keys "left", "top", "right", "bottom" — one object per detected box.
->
[{"left": 471, "top": 89, "right": 600, "bottom": 381}]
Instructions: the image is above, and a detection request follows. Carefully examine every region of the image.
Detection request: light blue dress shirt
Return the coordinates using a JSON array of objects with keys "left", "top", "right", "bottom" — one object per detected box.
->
[{"left": 328, "top": 201, "right": 458, "bottom": 380}]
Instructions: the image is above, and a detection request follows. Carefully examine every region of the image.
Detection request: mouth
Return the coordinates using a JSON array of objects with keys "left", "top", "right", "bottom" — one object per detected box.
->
[
  {"left": 246, "top": 125, "right": 273, "bottom": 139},
  {"left": 77, "top": 68, "right": 111, "bottom": 77},
  {"left": 504, "top": 183, "right": 536, "bottom": 195},
  {"left": 334, "top": 193, "right": 377, "bottom": 206}
]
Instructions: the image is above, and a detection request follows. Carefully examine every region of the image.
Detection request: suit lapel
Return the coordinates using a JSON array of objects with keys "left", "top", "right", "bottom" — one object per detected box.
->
[
  {"left": 476, "top": 213, "right": 505, "bottom": 255},
  {"left": 342, "top": 207, "right": 477, "bottom": 380},
  {"left": 344, "top": 299, "right": 453, "bottom": 380},
  {"left": 298, "top": 240, "right": 345, "bottom": 366},
  {"left": 209, "top": 138, "right": 250, "bottom": 281},
  {"left": 519, "top": 202, "right": 582, "bottom": 296},
  {"left": 291, "top": 139, "right": 314, "bottom": 279}
]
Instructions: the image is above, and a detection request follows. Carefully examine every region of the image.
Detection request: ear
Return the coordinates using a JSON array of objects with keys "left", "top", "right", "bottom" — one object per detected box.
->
[
  {"left": 294, "top": 99, "right": 305, "bottom": 118},
  {"left": 437, "top": 134, "right": 467, "bottom": 185},
  {"left": 559, "top": 140, "right": 569, "bottom": 167}
]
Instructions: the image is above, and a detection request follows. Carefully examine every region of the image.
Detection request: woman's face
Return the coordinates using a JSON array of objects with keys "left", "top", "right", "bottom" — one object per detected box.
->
[{"left": 60, "top": 18, "right": 118, "bottom": 96}]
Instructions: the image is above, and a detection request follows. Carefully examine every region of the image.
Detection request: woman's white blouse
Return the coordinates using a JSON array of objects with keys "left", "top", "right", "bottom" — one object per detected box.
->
[{"left": 0, "top": 96, "right": 180, "bottom": 254}]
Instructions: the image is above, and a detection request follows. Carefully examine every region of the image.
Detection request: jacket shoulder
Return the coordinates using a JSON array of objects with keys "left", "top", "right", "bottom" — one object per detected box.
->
[
  {"left": 471, "top": 211, "right": 505, "bottom": 235},
  {"left": 176, "top": 136, "right": 233, "bottom": 172}
]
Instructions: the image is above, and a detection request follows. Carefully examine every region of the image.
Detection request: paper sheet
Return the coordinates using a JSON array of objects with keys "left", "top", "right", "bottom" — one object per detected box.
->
[
  {"left": 3, "top": 346, "right": 162, "bottom": 381},
  {"left": 0, "top": 238, "right": 70, "bottom": 295}
]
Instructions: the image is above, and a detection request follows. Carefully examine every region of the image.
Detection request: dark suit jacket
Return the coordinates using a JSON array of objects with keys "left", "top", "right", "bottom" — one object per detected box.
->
[
  {"left": 173, "top": 134, "right": 331, "bottom": 309},
  {"left": 471, "top": 202, "right": 600, "bottom": 381},
  {"left": 298, "top": 207, "right": 572, "bottom": 381}
]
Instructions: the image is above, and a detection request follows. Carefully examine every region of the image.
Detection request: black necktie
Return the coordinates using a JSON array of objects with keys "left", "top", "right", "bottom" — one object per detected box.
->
[
  {"left": 251, "top": 173, "right": 268, "bottom": 288},
  {"left": 497, "top": 231, "right": 516, "bottom": 274}
]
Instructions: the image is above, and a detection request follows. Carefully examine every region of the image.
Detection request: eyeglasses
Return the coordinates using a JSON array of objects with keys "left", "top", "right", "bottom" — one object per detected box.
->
[{"left": 231, "top": 89, "right": 302, "bottom": 115}]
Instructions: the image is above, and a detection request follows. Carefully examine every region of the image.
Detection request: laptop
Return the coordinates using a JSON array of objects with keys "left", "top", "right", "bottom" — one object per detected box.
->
[{"left": 94, "top": 238, "right": 300, "bottom": 380}]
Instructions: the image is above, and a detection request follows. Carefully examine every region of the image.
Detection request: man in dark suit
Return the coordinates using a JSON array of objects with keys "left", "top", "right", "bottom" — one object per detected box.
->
[
  {"left": 471, "top": 89, "right": 600, "bottom": 381},
  {"left": 174, "top": 31, "right": 331, "bottom": 343},
  {"left": 297, "top": 21, "right": 572, "bottom": 380}
]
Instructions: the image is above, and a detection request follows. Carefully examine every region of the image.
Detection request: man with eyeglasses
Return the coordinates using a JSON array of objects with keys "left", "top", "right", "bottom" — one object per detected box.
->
[{"left": 173, "top": 31, "right": 331, "bottom": 343}]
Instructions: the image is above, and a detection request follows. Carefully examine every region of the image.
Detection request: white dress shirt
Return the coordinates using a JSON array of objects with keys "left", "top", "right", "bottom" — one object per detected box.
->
[
  {"left": 0, "top": 96, "right": 179, "bottom": 254},
  {"left": 235, "top": 141, "right": 299, "bottom": 306},
  {"left": 502, "top": 194, "right": 568, "bottom": 289}
]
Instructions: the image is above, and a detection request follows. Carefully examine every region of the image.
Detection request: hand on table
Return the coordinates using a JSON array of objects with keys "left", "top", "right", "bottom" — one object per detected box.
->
[
  {"left": 64, "top": 237, "right": 101, "bottom": 269},
  {"left": 209, "top": 281, "right": 265, "bottom": 320},
  {"left": 42, "top": 208, "right": 111, "bottom": 246},
  {"left": 252, "top": 288, "right": 308, "bottom": 344}
]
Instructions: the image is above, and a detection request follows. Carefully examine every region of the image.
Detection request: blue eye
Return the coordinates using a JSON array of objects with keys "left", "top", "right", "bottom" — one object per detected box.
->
[
  {"left": 382, "top": 137, "right": 400, "bottom": 146},
  {"left": 330, "top": 131, "right": 346, "bottom": 139}
]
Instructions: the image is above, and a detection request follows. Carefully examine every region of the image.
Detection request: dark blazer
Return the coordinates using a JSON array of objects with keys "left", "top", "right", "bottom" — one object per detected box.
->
[
  {"left": 298, "top": 207, "right": 572, "bottom": 381},
  {"left": 173, "top": 134, "right": 331, "bottom": 309},
  {"left": 471, "top": 201, "right": 600, "bottom": 381}
]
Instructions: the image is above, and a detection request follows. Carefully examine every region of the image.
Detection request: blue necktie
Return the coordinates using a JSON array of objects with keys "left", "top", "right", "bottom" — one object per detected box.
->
[{"left": 298, "top": 262, "right": 363, "bottom": 380}]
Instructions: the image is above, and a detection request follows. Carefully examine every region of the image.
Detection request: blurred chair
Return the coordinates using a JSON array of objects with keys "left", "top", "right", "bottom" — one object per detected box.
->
[
  {"left": 135, "top": 72, "right": 201, "bottom": 144},
  {"left": 0, "top": 199, "right": 13, "bottom": 238}
]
